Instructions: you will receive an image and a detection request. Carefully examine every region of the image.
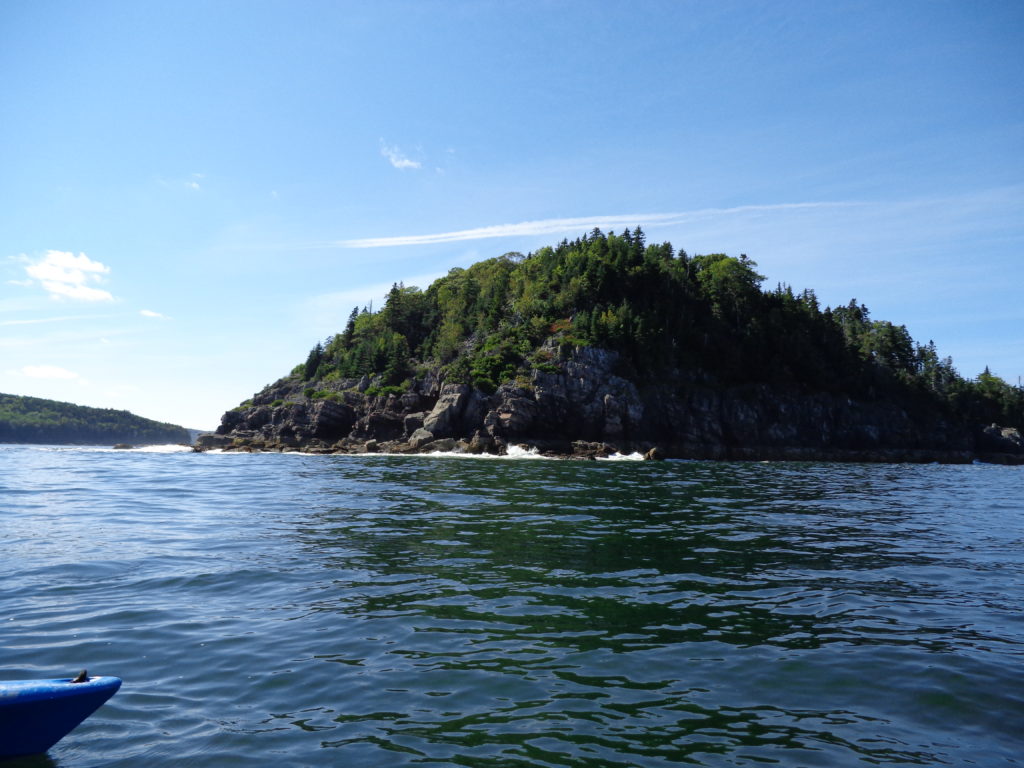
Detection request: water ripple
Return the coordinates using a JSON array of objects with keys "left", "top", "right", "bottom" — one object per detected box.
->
[{"left": 2, "top": 447, "right": 1022, "bottom": 766}]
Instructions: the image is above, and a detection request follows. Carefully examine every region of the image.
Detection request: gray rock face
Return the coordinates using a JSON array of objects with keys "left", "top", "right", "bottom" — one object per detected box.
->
[
  {"left": 423, "top": 384, "right": 473, "bottom": 437},
  {"left": 486, "top": 387, "right": 537, "bottom": 437},
  {"left": 353, "top": 411, "right": 405, "bottom": 441},
  {"left": 198, "top": 344, "right": 1012, "bottom": 463},
  {"left": 308, "top": 400, "right": 356, "bottom": 439},
  {"left": 526, "top": 346, "right": 643, "bottom": 442}
]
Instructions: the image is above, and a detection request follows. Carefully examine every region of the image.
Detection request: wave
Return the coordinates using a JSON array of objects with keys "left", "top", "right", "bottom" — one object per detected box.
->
[
  {"left": 419, "top": 443, "right": 550, "bottom": 460},
  {"left": 197, "top": 445, "right": 646, "bottom": 461},
  {"left": 1, "top": 443, "right": 193, "bottom": 454},
  {"left": 597, "top": 452, "right": 646, "bottom": 461},
  {"left": 83, "top": 443, "right": 193, "bottom": 454}
]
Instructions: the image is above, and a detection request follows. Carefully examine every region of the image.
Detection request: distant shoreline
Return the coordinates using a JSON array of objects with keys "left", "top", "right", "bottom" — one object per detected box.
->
[{"left": 0, "top": 392, "right": 191, "bottom": 447}]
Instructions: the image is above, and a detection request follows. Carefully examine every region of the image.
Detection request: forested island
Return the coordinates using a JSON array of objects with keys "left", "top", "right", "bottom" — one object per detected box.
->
[
  {"left": 200, "top": 229, "right": 1024, "bottom": 463},
  {"left": 0, "top": 393, "right": 190, "bottom": 446}
]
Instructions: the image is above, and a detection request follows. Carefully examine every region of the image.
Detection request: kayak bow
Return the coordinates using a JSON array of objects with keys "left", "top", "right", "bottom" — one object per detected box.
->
[{"left": 0, "top": 674, "right": 121, "bottom": 758}]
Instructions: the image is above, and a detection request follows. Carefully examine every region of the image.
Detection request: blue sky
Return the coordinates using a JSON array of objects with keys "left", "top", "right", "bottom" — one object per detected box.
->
[{"left": 2, "top": 0, "right": 1022, "bottom": 430}]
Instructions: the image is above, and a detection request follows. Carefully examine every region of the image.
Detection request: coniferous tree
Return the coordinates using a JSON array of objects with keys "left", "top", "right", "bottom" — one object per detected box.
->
[{"left": 268, "top": 230, "right": 1022, "bottom": 433}]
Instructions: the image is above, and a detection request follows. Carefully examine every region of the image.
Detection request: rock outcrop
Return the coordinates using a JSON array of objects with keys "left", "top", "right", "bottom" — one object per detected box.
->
[{"left": 196, "top": 345, "right": 1023, "bottom": 464}]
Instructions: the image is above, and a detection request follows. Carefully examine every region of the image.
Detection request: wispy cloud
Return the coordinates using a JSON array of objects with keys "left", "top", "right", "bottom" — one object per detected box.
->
[
  {"left": 379, "top": 139, "right": 421, "bottom": 170},
  {"left": 336, "top": 203, "right": 858, "bottom": 248},
  {"left": 21, "top": 364, "right": 80, "bottom": 380},
  {"left": 0, "top": 314, "right": 112, "bottom": 327},
  {"left": 23, "top": 250, "right": 114, "bottom": 301},
  {"left": 140, "top": 309, "right": 167, "bottom": 318}
]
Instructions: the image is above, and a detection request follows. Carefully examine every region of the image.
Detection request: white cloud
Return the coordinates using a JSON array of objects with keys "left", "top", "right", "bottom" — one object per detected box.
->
[
  {"left": 23, "top": 250, "right": 114, "bottom": 301},
  {"left": 22, "top": 364, "right": 80, "bottom": 380},
  {"left": 140, "top": 309, "right": 167, "bottom": 318},
  {"left": 6, "top": 279, "right": 32, "bottom": 287},
  {"left": 0, "top": 314, "right": 107, "bottom": 327},
  {"left": 26, "top": 250, "right": 108, "bottom": 281},
  {"left": 43, "top": 282, "right": 115, "bottom": 301},
  {"left": 379, "top": 139, "right": 421, "bottom": 170},
  {"left": 335, "top": 203, "right": 856, "bottom": 248}
]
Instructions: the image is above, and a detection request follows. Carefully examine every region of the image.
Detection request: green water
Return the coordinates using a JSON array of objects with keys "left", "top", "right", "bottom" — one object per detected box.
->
[{"left": 2, "top": 446, "right": 1022, "bottom": 766}]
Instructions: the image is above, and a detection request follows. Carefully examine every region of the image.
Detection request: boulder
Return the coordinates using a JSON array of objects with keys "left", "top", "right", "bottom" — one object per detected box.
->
[
  {"left": 404, "top": 411, "right": 426, "bottom": 434},
  {"left": 409, "top": 428, "right": 435, "bottom": 449},
  {"left": 195, "top": 433, "right": 233, "bottom": 450},
  {"left": 571, "top": 440, "right": 613, "bottom": 459},
  {"left": 422, "top": 437, "right": 458, "bottom": 453},
  {"left": 423, "top": 384, "right": 470, "bottom": 436},
  {"left": 980, "top": 424, "right": 1024, "bottom": 454},
  {"left": 467, "top": 430, "right": 495, "bottom": 454}
]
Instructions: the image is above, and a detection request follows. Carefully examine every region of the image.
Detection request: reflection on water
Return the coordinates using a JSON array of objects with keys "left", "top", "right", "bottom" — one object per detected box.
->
[{"left": 2, "top": 446, "right": 1023, "bottom": 766}]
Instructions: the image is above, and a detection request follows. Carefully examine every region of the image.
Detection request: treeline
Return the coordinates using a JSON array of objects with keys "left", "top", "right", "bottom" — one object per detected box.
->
[
  {"left": 295, "top": 229, "right": 1023, "bottom": 429},
  {"left": 0, "top": 393, "right": 190, "bottom": 445}
]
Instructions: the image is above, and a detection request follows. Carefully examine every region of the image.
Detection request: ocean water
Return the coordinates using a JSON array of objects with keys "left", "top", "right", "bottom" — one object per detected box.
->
[{"left": 2, "top": 444, "right": 1022, "bottom": 767}]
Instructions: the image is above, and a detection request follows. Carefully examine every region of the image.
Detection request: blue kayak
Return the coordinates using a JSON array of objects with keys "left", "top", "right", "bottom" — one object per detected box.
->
[{"left": 0, "top": 674, "right": 121, "bottom": 758}]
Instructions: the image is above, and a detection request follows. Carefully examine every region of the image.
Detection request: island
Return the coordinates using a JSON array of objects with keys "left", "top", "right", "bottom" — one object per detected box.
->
[
  {"left": 0, "top": 394, "right": 191, "bottom": 446},
  {"left": 198, "top": 229, "right": 1024, "bottom": 463}
]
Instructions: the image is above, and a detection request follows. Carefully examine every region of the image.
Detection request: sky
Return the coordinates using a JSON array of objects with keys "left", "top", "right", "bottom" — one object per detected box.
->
[{"left": 1, "top": 0, "right": 1022, "bottom": 430}]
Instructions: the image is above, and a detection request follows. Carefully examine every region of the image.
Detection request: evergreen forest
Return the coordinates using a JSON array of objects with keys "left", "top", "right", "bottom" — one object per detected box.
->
[
  {"left": 293, "top": 229, "right": 1023, "bottom": 431},
  {"left": 0, "top": 393, "right": 191, "bottom": 445}
]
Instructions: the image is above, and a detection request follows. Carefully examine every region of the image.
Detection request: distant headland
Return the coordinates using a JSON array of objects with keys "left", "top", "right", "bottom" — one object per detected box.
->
[
  {"left": 0, "top": 393, "right": 190, "bottom": 446},
  {"left": 198, "top": 229, "right": 1024, "bottom": 464}
]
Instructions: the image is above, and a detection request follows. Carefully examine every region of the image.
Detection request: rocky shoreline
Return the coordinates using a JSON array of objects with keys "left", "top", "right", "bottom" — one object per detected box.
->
[{"left": 196, "top": 346, "right": 1024, "bottom": 465}]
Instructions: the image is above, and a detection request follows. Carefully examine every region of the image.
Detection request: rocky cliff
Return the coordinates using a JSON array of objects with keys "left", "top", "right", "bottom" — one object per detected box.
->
[{"left": 197, "top": 344, "right": 1023, "bottom": 464}]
